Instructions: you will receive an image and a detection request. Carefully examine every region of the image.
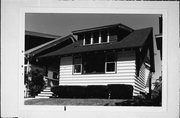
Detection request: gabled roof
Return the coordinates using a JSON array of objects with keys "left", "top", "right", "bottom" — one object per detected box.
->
[
  {"left": 39, "top": 27, "right": 153, "bottom": 58},
  {"left": 72, "top": 23, "right": 134, "bottom": 34},
  {"left": 25, "top": 34, "right": 76, "bottom": 57}
]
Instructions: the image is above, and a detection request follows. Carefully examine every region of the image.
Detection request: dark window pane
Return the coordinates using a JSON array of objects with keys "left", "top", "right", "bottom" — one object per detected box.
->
[
  {"left": 101, "top": 30, "right": 107, "bottom": 43},
  {"left": 93, "top": 32, "right": 99, "bottom": 44},
  {"left": 74, "top": 64, "right": 81, "bottom": 73},
  {"left": 82, "top": 53, "right": 105, "bottom": 74},
  {"left": 106, "top": 62, "right": 115, "bottom": 72},
  {"left": 85, "top": 33, "right": 91, "bottom": 44},
  {"left": 74, "top": 55, "right": 82, "bottom": 64}
]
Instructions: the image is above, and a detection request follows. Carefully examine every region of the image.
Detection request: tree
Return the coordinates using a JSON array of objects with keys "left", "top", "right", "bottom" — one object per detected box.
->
[{"left": 25, "top": 69, "right": 45, "bottom": 97}]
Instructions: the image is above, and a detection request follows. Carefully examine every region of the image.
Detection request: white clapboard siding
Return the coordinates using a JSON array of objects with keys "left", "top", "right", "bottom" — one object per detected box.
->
[
  {"left": 134, "top": 63, "right": 146, "bottom": 96},
  {"left": 59, "top": 50, "right": 137, "bottom": 93}
]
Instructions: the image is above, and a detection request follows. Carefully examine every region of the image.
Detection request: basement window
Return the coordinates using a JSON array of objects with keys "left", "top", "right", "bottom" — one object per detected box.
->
[{"left": 73, "top": 55, "right": 82, "bottom": 74}]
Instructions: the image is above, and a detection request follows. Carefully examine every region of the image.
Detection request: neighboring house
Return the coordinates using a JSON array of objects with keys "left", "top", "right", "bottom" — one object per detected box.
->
[
  {"left": 40, "top": 23, "right": 155, "bottom": 96},
  {"left": 25, "top": 33, "right": 76, "bottom": 87},
  {"left": 155, "top": 15, "right": 162, "bottom": 60},
  {"left": 25, "top": 31, "right": 60, "bottom": 51}
]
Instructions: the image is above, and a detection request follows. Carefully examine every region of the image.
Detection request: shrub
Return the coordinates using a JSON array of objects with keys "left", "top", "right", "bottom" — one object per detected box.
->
[
  {"left": 66, "top": 86, "right": 87, "bottom": 98},
  {"left": 28, "top": 69, "right": 45, "bottom": 97},
  {"left": 108, "top": 84, "right": 133, "bottom": 99},
  {"left": 51, "top": 86, "right": 87, "bottom": 98},
  {"left": 151, "top": 76, "right": 162, "bottom": 106},
  {"left": 86, "top": 85, "right": 108, "bottom": 98},
  {"left": 51, "top": 86, "right": 61, "bottom": 98}
]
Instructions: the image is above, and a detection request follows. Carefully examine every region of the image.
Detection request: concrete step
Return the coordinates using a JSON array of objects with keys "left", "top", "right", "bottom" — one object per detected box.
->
[
  {"left": 43, "top": 89, "right": 51, "bottom": 92},
  {"left": 44, "top": 87, "right": 51, "bottom": 90},
  {"left": 40, "top": 91, "right": 53, "bottom": 94},
  {"left": 37, "top": 93, "right": 53, "bottom": 97},
  {"left": 35, "top": 96, "right": 50, "bottom": 98},
  {"left": 35, "top": 87, "right": 53, "bottom": 98}
]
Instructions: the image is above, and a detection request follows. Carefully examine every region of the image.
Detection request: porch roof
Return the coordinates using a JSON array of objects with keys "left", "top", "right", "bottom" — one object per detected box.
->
[{"left": 39, "top": 27, "right": 153, "bottom": 58}]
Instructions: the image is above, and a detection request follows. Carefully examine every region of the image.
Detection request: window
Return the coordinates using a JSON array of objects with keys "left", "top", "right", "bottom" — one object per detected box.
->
[
  {"left": 105, "top": 53, "right": 116, "bottom": 73},
  {"left": 85, "top": 33, "right": 91, "bottom": 45},
  {"left": 101, "top": 30, "right": 108, "bottom": 43},
  {"left": 82, "top": 53, "right": 105, "bottom": 74},
  {"left": 93, "top": 31, "right": 99, "bottom": 44},
  {"left": 53, "top": 72, "right": 58, "bottom": 79},
  {"left": 73, "top": 55, "right": 82, "bottom": 74},
  {"left": 73, "top": 53, "right": 116, "bottom": 74}
]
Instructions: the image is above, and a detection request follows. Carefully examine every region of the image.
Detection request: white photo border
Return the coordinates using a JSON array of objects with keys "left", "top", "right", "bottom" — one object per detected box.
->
[{"left": 15, "top": 1, "right": 179, "bottom": 118}]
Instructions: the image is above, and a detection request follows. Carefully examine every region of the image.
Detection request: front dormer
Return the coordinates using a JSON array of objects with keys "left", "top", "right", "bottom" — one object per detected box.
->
[{"left": 72, "top": 23, "right": 133, "bottom": 46}]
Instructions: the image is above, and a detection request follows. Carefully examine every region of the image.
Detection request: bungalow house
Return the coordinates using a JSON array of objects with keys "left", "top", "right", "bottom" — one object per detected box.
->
[{"left": 40, "top": 23, "right": 155, "bottom": 96}]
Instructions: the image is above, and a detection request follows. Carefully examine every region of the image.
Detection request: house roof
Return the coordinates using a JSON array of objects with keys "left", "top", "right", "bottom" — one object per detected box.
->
[
  {"left": 25, "top": 31, "right": 60, "bottom": 39},
  {"left": 25, "top": 34, "right": 76, "bottom": 57},
  {"left": 39, "top": 27, "right": 153, "bottom": 58},
  {"left": 72, "top": 23, "right": 134, "bottom": 34}
]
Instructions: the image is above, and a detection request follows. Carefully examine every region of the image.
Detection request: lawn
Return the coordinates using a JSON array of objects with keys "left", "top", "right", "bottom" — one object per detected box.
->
[{"left": 24, "top": 98, "right": 127, "bottom": 106}]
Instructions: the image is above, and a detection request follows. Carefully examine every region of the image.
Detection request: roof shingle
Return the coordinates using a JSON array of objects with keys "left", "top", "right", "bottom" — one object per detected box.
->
[{"left": 39, "top": 27, "right": 153, "bottom": 58}]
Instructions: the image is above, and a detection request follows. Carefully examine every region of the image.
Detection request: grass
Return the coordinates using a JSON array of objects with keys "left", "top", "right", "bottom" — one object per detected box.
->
[{"left": 24, "top": 98, "right": 127, "bottom": 106}]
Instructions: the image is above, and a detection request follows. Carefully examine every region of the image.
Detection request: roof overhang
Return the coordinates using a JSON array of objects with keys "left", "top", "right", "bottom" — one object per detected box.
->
[
  {"left": 72, "top": 23, "right": 134, "bottom": 35},
  {"left": 39, "top": 27, "right": 153, "bottom": 59}
]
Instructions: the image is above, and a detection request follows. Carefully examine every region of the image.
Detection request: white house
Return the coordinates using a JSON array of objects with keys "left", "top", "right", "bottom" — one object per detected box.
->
[{"left": 40, "top": 23, "right": 155, "bottom": 96}]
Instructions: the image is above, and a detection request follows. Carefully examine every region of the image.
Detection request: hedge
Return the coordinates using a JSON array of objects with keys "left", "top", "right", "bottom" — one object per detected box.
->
[
  {"left": 51, "top": 84, "right": 133, "bottom": 99},
  {"left": 86, "top": 85, "right": 108, "bottom": 98},
  {"left": 108, "top": 84, "right": 133, "bottom": 99}
]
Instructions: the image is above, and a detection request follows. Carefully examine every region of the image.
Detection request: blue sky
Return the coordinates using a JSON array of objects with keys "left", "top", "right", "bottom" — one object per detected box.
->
[{"left": 25, "top": 13, "right": 162, "bottom": 83}]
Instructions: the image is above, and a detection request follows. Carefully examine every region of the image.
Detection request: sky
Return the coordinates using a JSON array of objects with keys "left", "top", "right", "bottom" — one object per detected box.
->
[{"left": 25, "top": 13, "right": 162, "bottom": 83}]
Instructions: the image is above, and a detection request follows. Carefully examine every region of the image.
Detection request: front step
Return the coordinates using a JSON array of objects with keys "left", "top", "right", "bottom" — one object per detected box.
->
[{"left": 35, "top": 87, "right": 53, "bottom": 98}]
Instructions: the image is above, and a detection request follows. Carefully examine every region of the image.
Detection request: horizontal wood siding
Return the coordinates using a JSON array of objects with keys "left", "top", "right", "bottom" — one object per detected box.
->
[
  {"left": 59, "top": 50, "right": 136, "bottom": 94},
  {"left": 134, "top": 63, "right": 146, "bottom": 96}
]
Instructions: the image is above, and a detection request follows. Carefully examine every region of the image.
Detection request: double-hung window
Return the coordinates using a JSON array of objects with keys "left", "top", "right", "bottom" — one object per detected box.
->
[
  {"left": 105, "top": 53, "right": 116, "bottom": 73},
  {"left": 73, "top": 55, "right": 82, "bottom": 74}
]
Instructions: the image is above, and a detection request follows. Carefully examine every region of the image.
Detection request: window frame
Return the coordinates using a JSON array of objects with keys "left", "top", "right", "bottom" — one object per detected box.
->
[
  {"left": 73, "top": 55, "right": 82, "bottom": 75},
  {"left": 73, "top": 64, "right": 82, "bottom": 74},
  {"left": 105, "top": 52, "right": 116, "bottom": 74}
]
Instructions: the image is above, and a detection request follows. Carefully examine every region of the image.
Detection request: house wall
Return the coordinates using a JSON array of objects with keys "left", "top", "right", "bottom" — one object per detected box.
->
[
  {"left": 59, "top": 50, "right": 139, "bottom": 95},
  {"left": 134, "top": 63, "right": 147, "bottom": 95}
]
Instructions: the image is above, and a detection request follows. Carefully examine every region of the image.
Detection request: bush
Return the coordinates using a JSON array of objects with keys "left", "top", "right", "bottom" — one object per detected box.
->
[
  {"left": 28, "top": 69, "right": 45, "bottom": 97},
  {"left": 51, "top": 86, "right": 61, "bottom": 98},
  {"left": 51, "top": 84, "right": 134, "bottom": 99},
  {"left": 151, "top": 76, "right": 162, "bottom": 106},
  {"left": 86, "top": 85, "right": 108, "bottom": 98},
  {"left": 51, "top": 86, "right": 87, "bottom": 98},
  {"left": 108, "top": 84, "right": 133, "bottom": 99}
]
